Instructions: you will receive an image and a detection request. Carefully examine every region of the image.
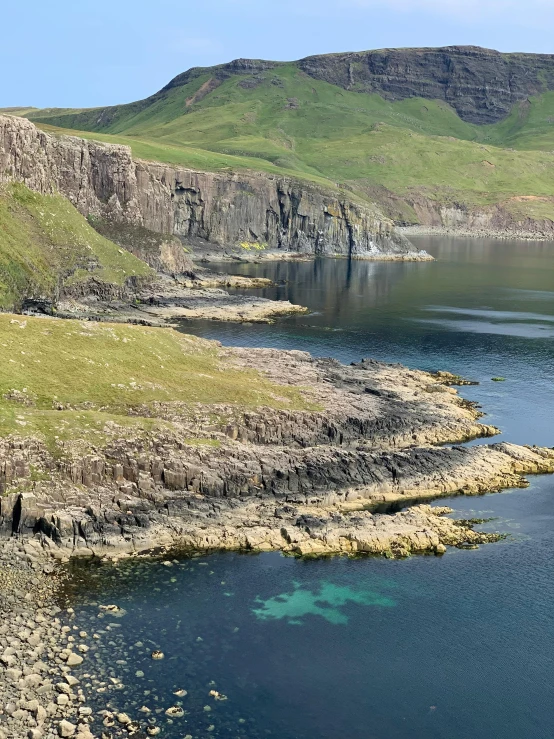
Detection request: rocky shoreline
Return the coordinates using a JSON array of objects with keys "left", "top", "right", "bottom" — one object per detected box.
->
[
  {"left": 1, "top": 340, "right": 553, "bottom": 737},
  {"left": 0, "top": 537, "right": 98, "bottom": 739},
  {"left": 399, "top": 224, "right": 554, "bottom": 241},
  {"left": 56, "top": 275, "right": 307, "bottom": 326},
  {"left": 0, "top": 501, "right": 502, "bottom": 739},
  {"left": 2, "top": 345, "right": 553, "bottom": 560}
]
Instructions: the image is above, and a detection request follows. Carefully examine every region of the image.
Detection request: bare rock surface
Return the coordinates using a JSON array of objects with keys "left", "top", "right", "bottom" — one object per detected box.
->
[{"left": 56, "top": 275, "right": 307, "bottom": 325}]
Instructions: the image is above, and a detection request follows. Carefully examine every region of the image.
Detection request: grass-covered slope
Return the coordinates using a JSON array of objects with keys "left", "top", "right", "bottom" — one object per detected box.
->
[
  {"left": 15, "top": 52, "right": 554, "bottom": 225},
  {"left": 0, "top": 313, "right": 311, "bottom": 448},
  {"left": 0, "top": 183, "right": 153, "bottom": 310}
]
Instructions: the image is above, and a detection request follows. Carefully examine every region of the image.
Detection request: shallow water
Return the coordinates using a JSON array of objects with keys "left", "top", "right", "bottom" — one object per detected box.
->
[{"left": 69, "top": 237, "right": 554, "bottom": 738}]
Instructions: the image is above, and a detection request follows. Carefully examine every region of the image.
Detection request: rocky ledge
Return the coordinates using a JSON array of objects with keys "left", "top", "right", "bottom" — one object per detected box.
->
[
  {"left": 56, "top": 275, "right": 307, "bottom": 326},
  {"left": 1, "top": 347, "right": 553, "bottom": 560}
]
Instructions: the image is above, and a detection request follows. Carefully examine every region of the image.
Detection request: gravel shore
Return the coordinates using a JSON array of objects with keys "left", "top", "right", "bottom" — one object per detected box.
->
[
  {"left": 0, "top": 538, "right": 98, "bottom": 739},
  {"left": 398, "top": 225, "right": 554, "bottom": 241}
]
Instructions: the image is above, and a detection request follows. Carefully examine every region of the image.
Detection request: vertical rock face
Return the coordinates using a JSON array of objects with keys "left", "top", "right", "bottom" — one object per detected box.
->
[
  {"left": 0, "top": 115, "right": 418, "bottom": 258},
  {"left": 298, "top": 46, "right": 554, "bottom": 124}
]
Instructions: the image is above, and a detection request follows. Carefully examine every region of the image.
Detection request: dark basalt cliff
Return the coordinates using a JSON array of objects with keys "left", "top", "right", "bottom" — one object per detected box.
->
[
  {"left": 165, "top": 45, "right": 554, "bottom": 125},
  {"left": 0, "top": 115, "right": 418, "bottom": 259},
  {"left": 298, "top": 46, "right": 554, "bottom": 124}
]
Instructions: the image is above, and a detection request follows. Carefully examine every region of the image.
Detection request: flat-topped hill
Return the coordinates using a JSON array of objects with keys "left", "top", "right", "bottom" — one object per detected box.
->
[{"left": 10, "top": 45, "right": 554, "bottom": 234}]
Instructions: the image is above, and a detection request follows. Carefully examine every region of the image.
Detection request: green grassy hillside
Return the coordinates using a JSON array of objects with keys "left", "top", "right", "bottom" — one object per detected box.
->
[
  {"left": 0, "top": 313, "right": 311, "bottom": 449},
  {"left": 0, "top": 183, "right": 153, "bottom": 310},
  {"left": 9, "top": 55, "right": 554, "bottom": 224}
]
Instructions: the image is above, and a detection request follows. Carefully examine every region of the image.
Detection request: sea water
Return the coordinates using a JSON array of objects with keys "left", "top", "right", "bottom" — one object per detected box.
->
[{"left": 67, "top": 237, "right": 554, "bottom": 738}]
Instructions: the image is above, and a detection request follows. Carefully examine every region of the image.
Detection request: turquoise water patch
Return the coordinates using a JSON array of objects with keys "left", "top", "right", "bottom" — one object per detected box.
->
[{"left": 252, "top": 581, "right": 396, "bottom": 625}]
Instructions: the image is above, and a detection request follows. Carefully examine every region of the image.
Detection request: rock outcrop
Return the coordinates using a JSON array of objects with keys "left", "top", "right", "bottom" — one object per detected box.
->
[
  {"left": 1, "top": 346, "right": 553, "bottom": 558},
  {"left": 0, "top": 115, "right": 420, "bottom": 259},
  {"left": 403, "top": 196, "right": 554, "bottom": 240},
  {"left": 300, "top": 46, "right": 554, "bottom": 125}
]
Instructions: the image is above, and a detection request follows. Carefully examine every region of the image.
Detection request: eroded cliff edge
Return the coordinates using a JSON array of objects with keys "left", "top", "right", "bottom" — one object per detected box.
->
[{"left": 0, "top": 115, "right": 424, "bottom": 260}]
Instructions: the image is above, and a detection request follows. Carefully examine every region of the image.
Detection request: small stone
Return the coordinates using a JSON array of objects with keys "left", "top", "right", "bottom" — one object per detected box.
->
[
  {"left": 165, "top": 706, "right": 184, "bottom": 717},
  {"left": 24, "top": 673, "right": 42, "bottom": 688},
  {"left": 66, "top": 653, "right": 83, "bottom": 667},
  {"left": 58, "top": 720, "right": 76, "bottom": 738},
  {"left": 5, "top": 667, "right": 23, "bottom": 681},
  {"left": 36, "top": 705, "right": 47, "bottom": 724}
]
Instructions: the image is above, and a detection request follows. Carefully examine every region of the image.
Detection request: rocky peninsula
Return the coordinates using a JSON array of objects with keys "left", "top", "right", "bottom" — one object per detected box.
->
[
  {"left": 0, "top": 314, "right": 553, "bottom": 737},
  {"left": 1, "top": 316, "right": 553, "bottom": 560}
]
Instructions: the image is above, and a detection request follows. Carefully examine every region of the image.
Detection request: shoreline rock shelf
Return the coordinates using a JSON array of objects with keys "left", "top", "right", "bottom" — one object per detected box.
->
[
  {"left": 0, "top": 344, "right": 552, "bottom": 559},
  {"left": 0, "top": 340, "right": 552, "bottom": 738}
]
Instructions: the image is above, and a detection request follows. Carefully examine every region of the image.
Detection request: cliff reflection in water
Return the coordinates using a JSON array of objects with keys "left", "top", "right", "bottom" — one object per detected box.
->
[
  {"left": 179, "top": 237, "right": 554, "bottom": 447},
  {"left": 242, "top": 256, "right": 413, "bottom": 319}
]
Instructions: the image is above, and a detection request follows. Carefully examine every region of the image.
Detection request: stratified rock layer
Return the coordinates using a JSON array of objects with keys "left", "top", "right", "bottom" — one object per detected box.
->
[
  {"left": 297, "top": 46, "right": 554, "bottom": 124},
  {"left": 101, "top": 45, "right": 554, "bottom": 126},
  {"left": 0, "top": 115, "right": 419, "bottom": 259},
  {"left": 1, "top": 347, "right": 552, "bottom": 558}
]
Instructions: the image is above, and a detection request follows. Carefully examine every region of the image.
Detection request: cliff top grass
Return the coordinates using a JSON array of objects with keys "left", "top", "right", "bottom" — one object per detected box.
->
[
  {"left": 0, "top": 313, "right": 313, "bottom": 449},
  {"left": 15, "top": 62, "right": 554, "bottom": 221},
  {"left": 0, "top": 183, "right": 153, "bottom": 310}
]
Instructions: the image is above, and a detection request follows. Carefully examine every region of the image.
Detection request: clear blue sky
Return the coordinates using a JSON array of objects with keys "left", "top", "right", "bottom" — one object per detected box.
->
[{"left": 3, "top": 0, "right": 554, "bottom": 109}]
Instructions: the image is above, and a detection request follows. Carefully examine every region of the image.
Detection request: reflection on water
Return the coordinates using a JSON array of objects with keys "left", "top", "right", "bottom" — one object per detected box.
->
[
  {"left": 421, "top": 305, "right": 554, "bottom": 322},
  {"left": 179, "top": 237, "right": 554, "bottom": 446},
  {"left": 414, "top": 318, "right": 554, "bottom": 338}
]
